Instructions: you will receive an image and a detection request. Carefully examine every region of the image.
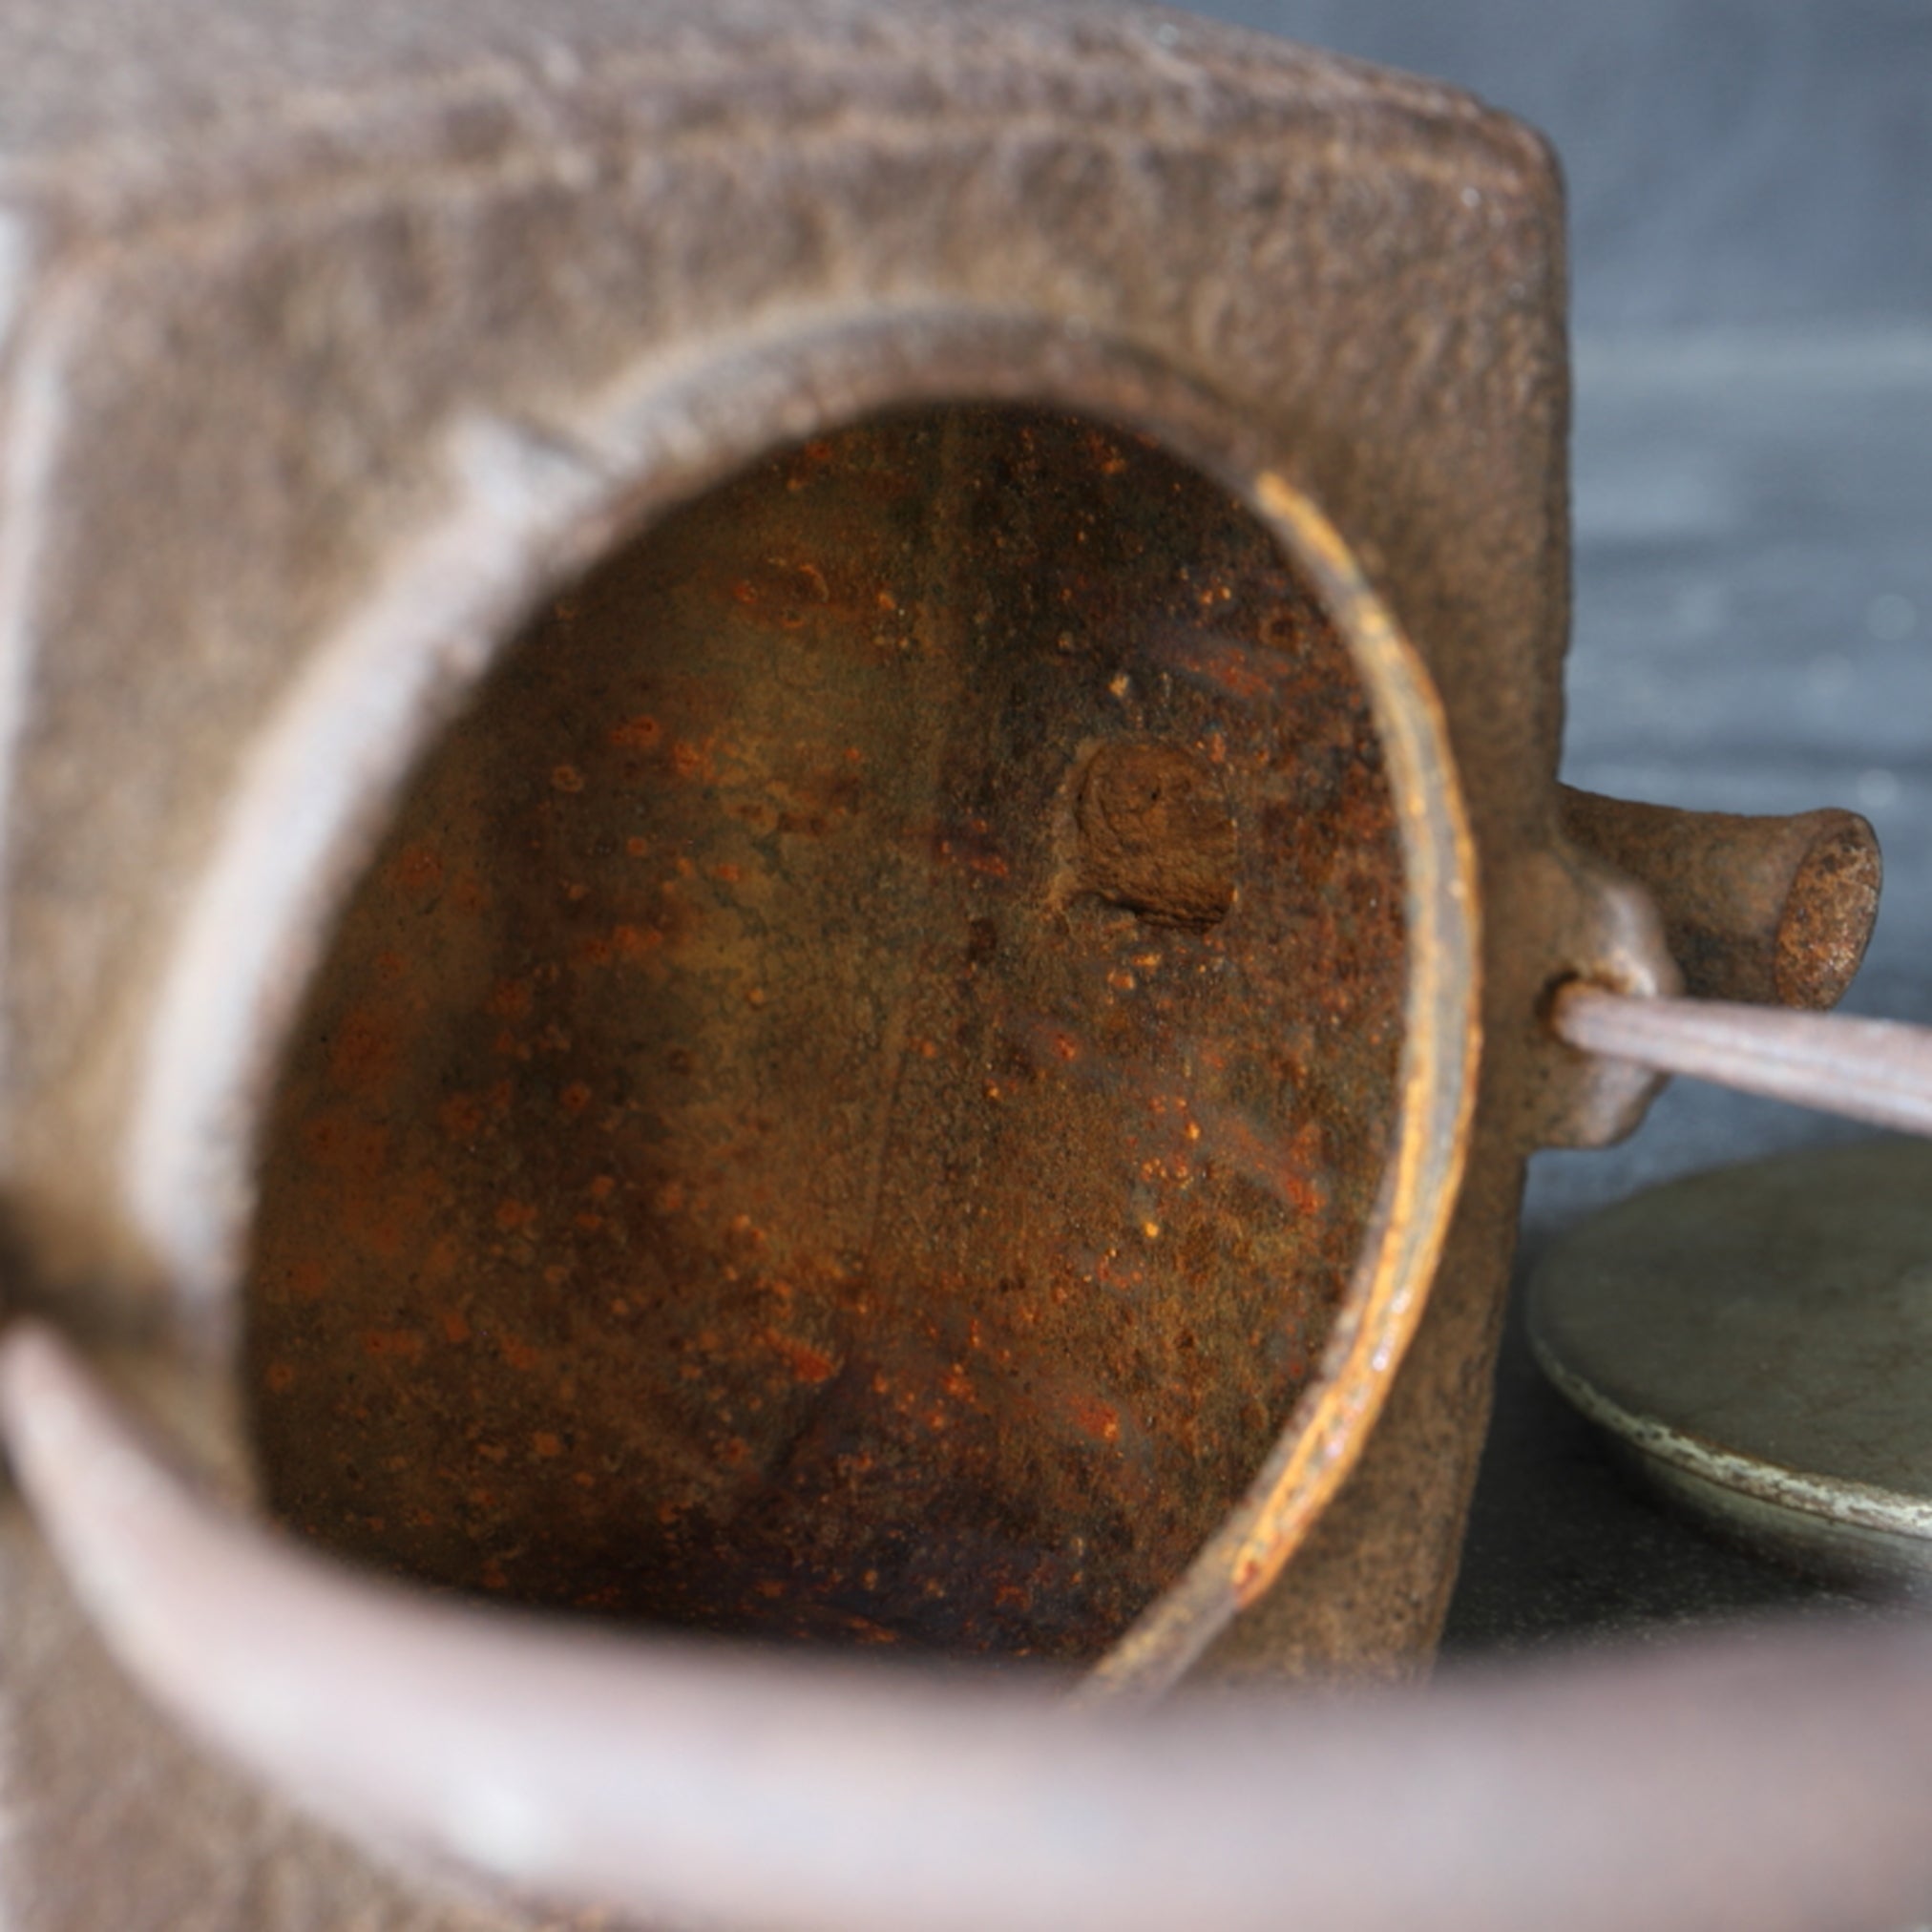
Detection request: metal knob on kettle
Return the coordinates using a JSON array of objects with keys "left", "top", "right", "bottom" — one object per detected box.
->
[{"left": 0, "top": 2, "right": 1927, "bottom": 1928}]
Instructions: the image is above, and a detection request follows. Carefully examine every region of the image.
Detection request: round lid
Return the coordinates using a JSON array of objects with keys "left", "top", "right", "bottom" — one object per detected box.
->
[{"left": 1529, "top": 1138, "right": 1932, "bottom": 1578}]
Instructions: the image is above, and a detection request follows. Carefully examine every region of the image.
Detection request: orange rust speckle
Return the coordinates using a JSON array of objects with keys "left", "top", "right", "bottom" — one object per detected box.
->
[
  {"left": 714, "top": 863, "right": 743, "bottom": 884},
  {"left": 326, "top": 1008, "right": 397, "bottom": 1094},
  {"left": 578, "top": 932, "right": 613, "bottom": 967},
  {"left": 438, "top": 1092, "right": 487, "bottom": 1139},
  {"left": 584, "top": 1174, "right": 616, "bottom": 1202},
  {"left": 552, "top": 765, "right": 585, "bottom": 793},
  {"left": 670, "top": 742, "right": 704, "bottom": 779},
  {"left": 422, "top": 1233, "right": 462, "bottom": 1284},
  {"left": 488, "top": 978, "right": 534, "bottom": 1018},
  {"left": 745, "top": 986, "right": 767, "bottom": 1008},
  {"left": 300, "top": 1112, "right": 388, "bottom": 1180},
  {"left": 388, "top": 841, "right": 442, "bottom": 893},
  {"left": 449, "top": 871, "right": 492, "bottom": 914},
  {"left": 994, "top": 1583, "right": 1033, "bottom": 1611},
  {"left": 492, "top": 1029, "right": 525, "bottom": 1058},
  {"left": 560, "top": 1082, "right": 593, "bottom": 1114},
  {"left": 437, "top": 1307, "right": 472, "bottom": 1345},
  {"left": 285, "top": 1257, "right": 328, "bottom": 1303},
  {"left": 1051, "top": 1033, "right": 1080, "bottom": 1061},
  {"left": 1107, "top": 971, "right": 1138, "bottom": 992},
  {"left": 532, "top": 1432, "right": 563, "bottom": 1459},
  {"left": 942, "top": 1365, "right": 973, "bottom": 1400},
  {"left": 766, "top": 1331, "right": 838, "bottom": 1385},
  {"left": 1067, "top": 1394, "right": 1123, "bottom": 1445},
  {"left": 609, "top": 714, "right": 662, "bottom": 749},
  {"left": 494, "top": 1199, "right": 536, "bottom": 1232},
  {"left": 361, "top": 1329, "right": 426, "bottom": 1363},
  {"left": 543, "top": 1265, "right": 571, "bottom": 1288},
  {"left": 613, "top": 924, "right": 662, "bottom": 961},
  {"left": 625, "top": 836, "right": 650, "bottom": 857},
  {"left": 754, "top": 1579, "right": 786, "bottom": 1600},
  {"left": 730, "top": 579, "right": 759, "bottom": 606},
  {"left": 720, "top": 1438, "right": 751, "bottom": 1468},
  {"left": 263, "top": 1361, "right": 296, "bottom": 1394},
  {"left": 480, "top": 1564, "right": 509, "bottom": 1591},
  {"left": 499, "top": 1337, "right": 541, "bottom": 1373},
  {"left": 371, "top": 949, "right": 409, "bottom": 984},
  {"left": 574, "top": 1471, "right": 597, "bottom": 1489},
  {"left": 609, "top": 1298, "right": 631, "bottom": 1316}
]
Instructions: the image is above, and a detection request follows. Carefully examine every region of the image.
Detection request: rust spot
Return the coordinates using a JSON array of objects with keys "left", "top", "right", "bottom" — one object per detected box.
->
[
  {"left": 488, "top": 978, "right": 534, "bottom": 1019},
  {"left": 613, "top": 924, "right": 663, "bottom": 962},
  {"left": 361, "top": 1330, "right": 426, "bottom": 1363},
  {"left": 388, "top": 841, "right": 442, "bottom": 893},
  {"left": 767, "top": 1331, "right": 838, "bottom": 1386},
  {"left": 1068, "top": 741, "right": 1236, "bottom": 930},
  {"left": 326, "top": 1007, "right": 397, "bottom": 1094}
]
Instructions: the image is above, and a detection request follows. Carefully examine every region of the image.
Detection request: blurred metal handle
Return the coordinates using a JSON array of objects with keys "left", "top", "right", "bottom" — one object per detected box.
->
[
  {"left": 11, "top": 1317, "right": 1932, "bottom": 1932},
  {"left": 1553, "top": 985, "right": 1932, "bottom": 1138}
]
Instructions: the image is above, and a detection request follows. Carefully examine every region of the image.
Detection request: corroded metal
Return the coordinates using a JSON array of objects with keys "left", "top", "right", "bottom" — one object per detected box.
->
[
  {"left": 1560, "top": 788, "right": 1881, "bottom": 1009},
  {"left": 0, "top": 0, "right": 1908, "bottom": 1924},
  {"left": 245, "top": 410, "right": 1440, "bottom": 1671}
]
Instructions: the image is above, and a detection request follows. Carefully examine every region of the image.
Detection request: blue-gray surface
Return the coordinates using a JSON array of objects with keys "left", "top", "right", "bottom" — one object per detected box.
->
[
  {"left": 1444, "top": 333, "right": 1932, "bottom": 1652},
  {"left": 1172, "top": 0, "right": 1932, "bottom": 1650},
  {"left": 1190, "top": 0, "right": 1932, "bottom": 334}
]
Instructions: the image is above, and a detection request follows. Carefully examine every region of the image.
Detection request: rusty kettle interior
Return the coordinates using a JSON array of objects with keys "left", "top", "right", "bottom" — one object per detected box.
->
[{"left": 244, "top": 403, "right": 1414, "bottom": 1662}]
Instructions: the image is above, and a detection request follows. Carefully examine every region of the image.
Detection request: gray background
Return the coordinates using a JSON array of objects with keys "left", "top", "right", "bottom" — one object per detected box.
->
[{"left": 1175, "top": 0, "right": 1932, "bottom": 1649}]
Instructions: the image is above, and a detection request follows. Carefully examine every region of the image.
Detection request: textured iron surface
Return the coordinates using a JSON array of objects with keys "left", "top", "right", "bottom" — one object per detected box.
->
[
  {"left": 0, "top": 0, "right": 1898, "bottom": 1923},
  {"left": 247, "top": 407, "right": 1407, "bottom": 1659},
  {"left": 1560, "top": 788, "right": 1880, "bottom": 1010}
]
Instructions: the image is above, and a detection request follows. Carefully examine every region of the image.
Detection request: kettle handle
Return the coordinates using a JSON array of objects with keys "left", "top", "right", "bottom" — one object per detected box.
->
[
  {"left": 1552, "top": 983, "right": 1932, "bottom": 1136},
  {"left": 9, "top": 1316, "right": 1932, "bottom": 1932}
]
